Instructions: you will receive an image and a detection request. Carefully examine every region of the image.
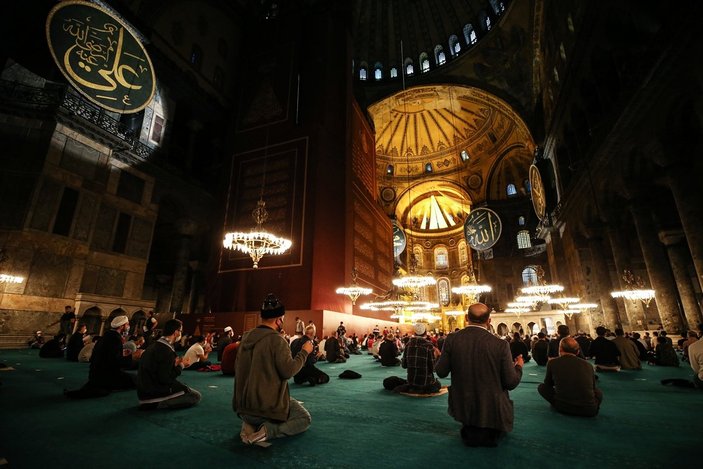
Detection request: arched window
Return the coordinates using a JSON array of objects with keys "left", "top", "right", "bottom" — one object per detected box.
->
[
  {"left": 553, "top": 67, "right": 560, "bottom": 84},
  {"left": 449, "top": 35, "right": 461, "bottom": 56},
  {"left": 386, "top": 164, "right": 394, "bottom": 175},
  {"left": 480, "top": 11, "right": 492, "bottom": 31},
  {"left": 390, "top": 67, "right": 398, "bottom": 78},
  {"left": 190, "top": 44, "right": 203, "bottom": 70},
  {"left": 460, "top": 150, "right": 470, "bottom": 162},
  {"left": 404, "top": 58, "right": 415, "bottom": 76},
  {"left": 517, "top": 230, "right": 531, "bottom": 249},
  {"left": 419, "top": 53, "right": 430, "bottom": 73},
  {"left": 522, "top": 266, "right": 538, "bottom": 286},
  {"left": 559, "top": 43, "right": 567, "bottom": 61},
  {"left": 458, "top": 240, "right": 468, "bottom": 266},
  {"left": 434, "top": 45, "right": 446, "bottom": 65},
  {"left": 374, "top": 62, "right": 383, "bottom": 80},
  {"left": 463, "top": 24, "right": 477, "bottom": 45},
  {"left": 425, "top": 162, "right": 433, "bottom": 173},
  {"left": 506, "top": 183, "right": 517, "bottom": 196},
  {"left": 490, "top": 0, "right": 505, "bottom": 15},
  {"left": 518, "top": 216, "right": 525, "bottom": 226},
  {"left": 524, "top": 178, "right": 531, "bottom": 193},
  {"left": 359, "top": 68, "right": 367, "bottom": 80},
  {"left": 438, "top": 278, "right": 450, "bottom": 306},
  {"left": 434, "top": 246, "right": 449, "bottom": 269},
  {"left": 413, "top": 245, "right": 424, "bottom": 268}
]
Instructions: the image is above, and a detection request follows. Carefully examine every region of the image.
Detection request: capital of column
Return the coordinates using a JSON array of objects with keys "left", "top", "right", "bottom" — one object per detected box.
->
[{"left": 658, "top": 229, "right": 685, "bottom": 247}]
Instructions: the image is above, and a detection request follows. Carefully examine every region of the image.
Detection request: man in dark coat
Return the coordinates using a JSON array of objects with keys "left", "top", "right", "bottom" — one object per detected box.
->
[
  {"left": 290, "top": 325, "right": 328, "bottom": 385},
  {"left": 88, "top": 315, "right": 135, "bottom": 390},
  {"left": 137, "top": 319, "right": 201, "bottom": 409},
  {"left": 589, "top": 326, "right": 620, "bottom": 371},
  {"left": 532, "top": 332, "right": 549, "bottom": 366},
  {"left": 66, "top": 324, "right": 87, "bottom": 361},
  {"left": 538, "top": 337, "right": 603, "bottom": 417},
  {"left": 436, "top": 303, "right": 523, "bottom": 447}
]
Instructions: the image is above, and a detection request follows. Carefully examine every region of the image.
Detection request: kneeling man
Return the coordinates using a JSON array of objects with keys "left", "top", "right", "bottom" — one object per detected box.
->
[{"left": 538, "top": 337, "right": 603, "bottom": 417}]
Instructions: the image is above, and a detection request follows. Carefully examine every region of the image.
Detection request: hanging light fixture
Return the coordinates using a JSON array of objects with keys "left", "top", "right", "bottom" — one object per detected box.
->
[
  {"left": 336, "top": 268, "right": 373, "bottom": 305},
  {"left": 0, "top": 274, "right": 23, "bottom": 283},
  {"left": 521, "top": 265, "right": 563, "bottom": 296},
  {"left": 223, "top": 200, "right": 292, "bottom": 268},
  {"left": 452, "top": 284, "right": 492, "bottom": 296},
  {"left": 611, "top": 270, "right": 655, "bottom": 307},
  {"left": 393, "top": 274, "right": 437, "bottom": 289},
  {"left": 223, "top": 127, "right": 292, "bottom": 268},
  {"left": 444, "top": 310, "right": 465, "bottom": 316},
  {"left": 547, "top": 296, "right": 580, "bottom": 309}
]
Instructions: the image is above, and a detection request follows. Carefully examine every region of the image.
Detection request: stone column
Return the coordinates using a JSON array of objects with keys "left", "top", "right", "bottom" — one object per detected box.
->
[
  {"left": 667, "top": 164, "right": 703, "bottom": 292},
  {"left": 606, "top": 226, "right": 646, "bottom": 329},
  {"left": 586, "top": 236, "right": 621, "bottom": 330},
  {"left": 629, "top": 202, "right": 683, "bottom": 332},
  {"left": 659, "top": 230, "right": 703, "bottom": 329},
  {"left": 170, "top": 219, "right": 198, "bottom": 314}
]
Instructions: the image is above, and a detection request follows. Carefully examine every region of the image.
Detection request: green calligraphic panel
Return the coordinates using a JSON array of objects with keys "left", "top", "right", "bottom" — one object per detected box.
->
[
  {"left": 463, "top": 207, "right": 502, "bottom": 251},
  {"left": 392, "top": 222, "right": 406, "bottom": 258},
  {"left": 46, "top": 1, "right": 155, "bottom": 113}
]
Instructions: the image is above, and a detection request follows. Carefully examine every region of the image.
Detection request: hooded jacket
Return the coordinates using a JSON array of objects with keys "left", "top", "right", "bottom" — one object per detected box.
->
[{"left": 233, "top": 325, "right": 309, "bottom": 421}]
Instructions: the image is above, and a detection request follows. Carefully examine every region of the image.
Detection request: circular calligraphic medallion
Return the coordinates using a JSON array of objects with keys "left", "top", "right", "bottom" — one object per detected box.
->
[
  {"left": 392, "top": 222, "right": 406, "bottom": 258},
  {"left": 46, "top": 1, "right": 156, "bottom": 113},
  {"left": 380, "top": 187, "right": 396, "bottom": 203},
  {"left": 463, "top": 207, "right": 502, "bottom": 251},
  {"left": 529, "top": 164, "right": 546, "bottom": 220}
]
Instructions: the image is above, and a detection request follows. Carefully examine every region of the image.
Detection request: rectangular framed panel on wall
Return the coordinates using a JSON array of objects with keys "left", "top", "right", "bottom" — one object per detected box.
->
[{"left": 219, "top": 137, "right": 308, "bottom": 272}]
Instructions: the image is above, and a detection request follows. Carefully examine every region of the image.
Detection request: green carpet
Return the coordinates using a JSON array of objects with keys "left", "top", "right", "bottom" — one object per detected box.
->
[{"left": 1, "top": 348, "right": 701, "bottom": 468}]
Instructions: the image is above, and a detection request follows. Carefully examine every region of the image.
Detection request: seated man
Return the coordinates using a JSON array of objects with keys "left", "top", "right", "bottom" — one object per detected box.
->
[
  {"left": 538, "top": 337, "right": 603, "bottom": 417},
  {"left": 379, "top": 334, "right": 401, "bottom": 366},
  {"left": 324, "top": 332, "right": 346, "bottom": 363},
  {"left": 183, "top": 335, "right": 212, "bottom": 370},
  {"left": 28, "top": 330, "right": 45, "bottom": 349},
  {"left": 509, "top": 332, "right": 530, "bottom": 363},
  {"left": 234, "top": 294, "right": 313, "bottom": 446},
  {"left": 66, "top": 324, "right": 88, "bottom": 362},
  {"left": 395, "top": 323, "right": 441, "bottom": 394},
  {"left": 137, "top": 318, "right": 201, "bottom": 410},
  {"left": 88, "top": 316, "right": 135, "bottom": 390},
  {"left": 217, "top": 326, "right": 234, "bottom": 362},
  {"left": 653, "top": 336, "right": 679, "bottom": 367},
  {"left": 589, "top": 326, "right": 620, "bottom": 371},
  {"left": 77, "top": 335, "right": 95, "bottom": 363},
  {"left": 291, "top": 325, "right": 329, "bottom": 385},
  {"left": 532, "top": 332, "right": 549, "bottom": 366},
  {"left": 612, "top": 328, "right": 641, "bottom": 370},
  {"left": 689, "top": 326, "right": 703, "bottom": 389},
  {"left": 220, "top": 339, "right": 240, "bottom": 376},
  {"left": 39, "top": 333, "right": 66, "bottom": 358}
]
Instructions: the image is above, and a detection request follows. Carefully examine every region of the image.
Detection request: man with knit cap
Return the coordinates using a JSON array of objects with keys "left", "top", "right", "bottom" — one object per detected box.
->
[
  {"left": 234, "top": 294, "right": 313, "bottom": 446},
  {"left": 88, "top": 315, "right": 135, "bottom": 391},
  {"left": 395, "top": 323, "right": 441, "bottom": 393}
]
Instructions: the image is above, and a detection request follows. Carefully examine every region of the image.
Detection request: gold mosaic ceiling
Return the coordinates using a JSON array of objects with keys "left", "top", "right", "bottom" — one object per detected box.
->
[{"left": 370, "top": 84, "right": 535, "bottom": 231}]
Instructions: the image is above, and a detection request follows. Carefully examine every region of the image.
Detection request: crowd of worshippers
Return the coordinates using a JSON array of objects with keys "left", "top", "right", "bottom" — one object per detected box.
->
[{"left": 29, "top": 300, "right": 703, "bottom": 448}]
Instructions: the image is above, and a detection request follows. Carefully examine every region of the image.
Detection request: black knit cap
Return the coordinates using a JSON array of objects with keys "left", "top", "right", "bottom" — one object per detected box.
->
[{"left": 261, "top": 293, "right": 285, "bottom": 318}]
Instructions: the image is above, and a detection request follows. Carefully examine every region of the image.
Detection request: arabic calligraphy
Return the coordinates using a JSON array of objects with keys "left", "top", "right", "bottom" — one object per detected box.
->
[
  {"left": 529, "top": 165, "right": 546, "bottom": 220},
  {"left": 392, "top": 223, "right": 406, "bottom": 258},
  {"left": 464, "top": 207, "right": 502, "bottom": 251},
  {"left": 46, "top": 1, "right": 155, "bottom": 113}
]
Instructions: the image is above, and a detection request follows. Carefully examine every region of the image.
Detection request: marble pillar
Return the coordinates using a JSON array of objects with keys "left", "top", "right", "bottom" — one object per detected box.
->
[
  {"left": 667, "top": 164, "right": 703, "bottom": 292},
  {"left": 606, "top": 226, "right": 646, "bottom": 329},
  {"left": 170, "top": 219, "right": 198, "bottom": 314},
  {"left": 587, "top": 236, "right": 621, "bottom": 330},
  {"left": 659, "top": 230, "right": 703, "bottom": 330},
  {"left": 629, "top": 203, "right": 683, "bottom": 332}
]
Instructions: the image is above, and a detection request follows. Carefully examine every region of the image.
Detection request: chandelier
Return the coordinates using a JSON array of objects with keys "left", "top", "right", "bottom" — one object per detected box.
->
[
  {"left": 444, "top": 310, "right": 465, "bottom": 316},
  {"left": 392, "top": 275, "right": 437, "bottom": 289},
  {"left": 452, "top": 284, "right": 492, "bottom": 296},
  {"left": 610, "top": 270, "right": 655, "bottom": 307},
  {"left": 223, "top": 200, "right": 292, "bottom": 268},
  {"left": 505, "top": 306, "right": 531, "bottom": 317},
  {"left": 336, "top": 269, "right": 373, "bottom": 305},
  {"left": 558, "top": 309, "right": 583, "bottom": 319},
  {"left": 547, "top": 297, "right": 580, "bottom": 309},
  {"left": 521, "top": 284, "right": 564, "bottom": 296},
  {"left": 0, "top": 274, "right": 23, "bottom": 283}
]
